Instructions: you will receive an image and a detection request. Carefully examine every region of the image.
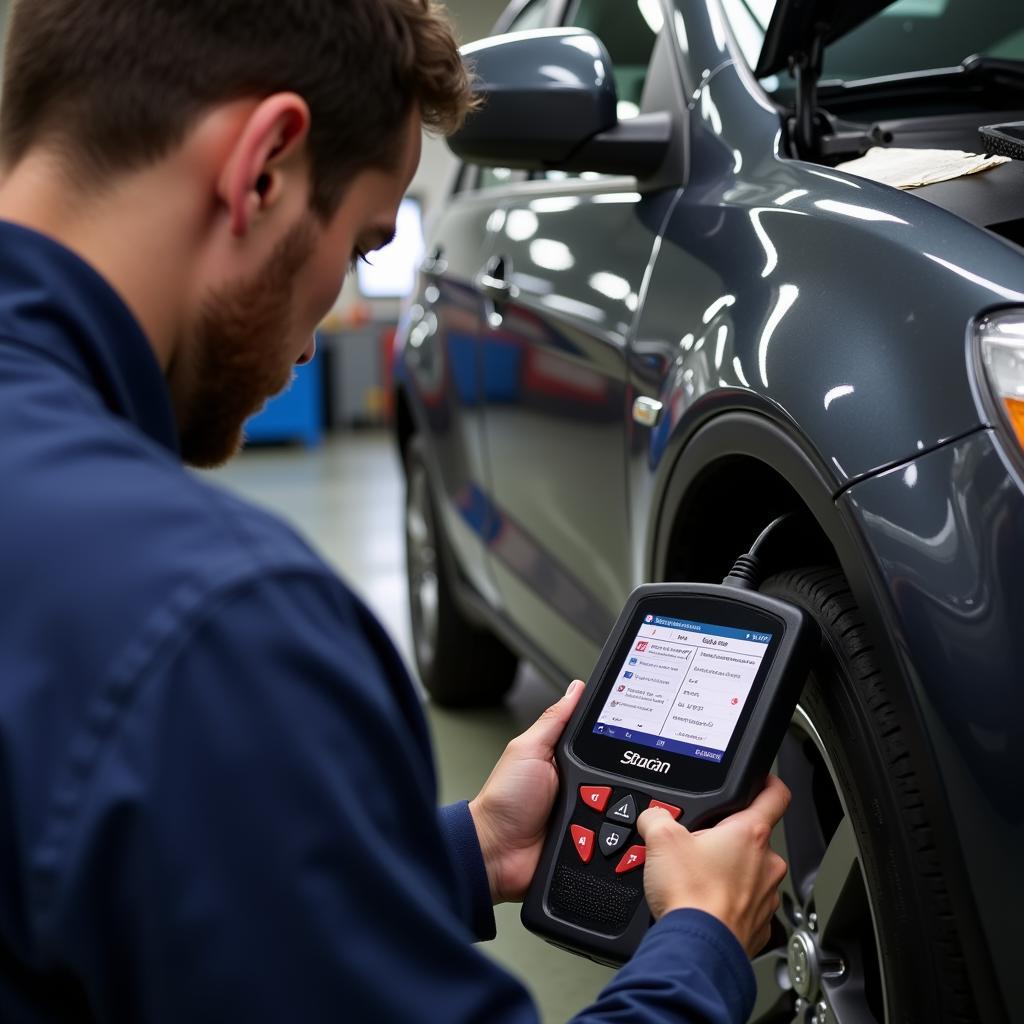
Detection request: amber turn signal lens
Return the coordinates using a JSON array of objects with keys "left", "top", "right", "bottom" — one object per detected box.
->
[
  {"left": 977, "top": 313, "right": 1024, "bottom": 455},
  {"left": 1003, "top": 397, "right": 1024, "bottom": 450}
]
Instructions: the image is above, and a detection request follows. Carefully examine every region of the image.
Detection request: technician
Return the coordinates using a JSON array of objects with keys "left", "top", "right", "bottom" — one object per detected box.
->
[{"left": 0, "top": 1, "right": 789, "bottom": 1021}]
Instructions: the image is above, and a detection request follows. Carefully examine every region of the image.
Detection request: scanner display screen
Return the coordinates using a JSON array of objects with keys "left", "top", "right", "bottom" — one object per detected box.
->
[{"left": 592, "top": 615, "right": 773, "bottom": 764}]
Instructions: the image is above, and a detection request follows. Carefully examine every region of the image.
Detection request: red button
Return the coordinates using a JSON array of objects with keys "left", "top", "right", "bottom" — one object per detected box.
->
[
  {"left": 615, "top": 845, "right": 646, "bottom": 874},
  {"left": 579, "top": 786, "right": 612, "bottom": 813},
  {"left": 570, "top": 824, "right": 595, "bottom": 864},
  {"left": 648, "top": 799, "right": 682, "bottom": 820}
]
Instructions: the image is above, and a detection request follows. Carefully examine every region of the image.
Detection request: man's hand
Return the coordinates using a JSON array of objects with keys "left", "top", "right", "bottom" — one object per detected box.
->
[
  {"left": 469, "top": 680, "right": 585, "bottom": 904},
  {"left": 636, "top": 775, "right": 791, "bottom": 957}
]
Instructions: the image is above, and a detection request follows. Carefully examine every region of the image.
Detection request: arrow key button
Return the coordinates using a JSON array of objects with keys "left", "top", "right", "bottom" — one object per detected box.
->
[{"left": 606, "top": 794, "right": 637, "bottom": 825}]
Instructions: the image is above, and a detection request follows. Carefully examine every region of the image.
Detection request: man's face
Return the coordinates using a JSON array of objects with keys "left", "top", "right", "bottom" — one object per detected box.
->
[{"left": 173, "top": 112, "right": 422, "bottom": 468}]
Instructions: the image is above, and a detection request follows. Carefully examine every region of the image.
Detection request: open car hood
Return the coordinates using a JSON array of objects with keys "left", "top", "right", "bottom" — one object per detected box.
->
[{"left": 754, "top": 0, "right": 897, "bottom": 78}]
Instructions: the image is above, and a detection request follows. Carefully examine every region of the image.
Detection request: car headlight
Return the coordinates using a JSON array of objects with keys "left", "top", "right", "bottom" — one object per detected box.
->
[{"left": 977, "top": 310, "right": 1024, "bottom": 449}]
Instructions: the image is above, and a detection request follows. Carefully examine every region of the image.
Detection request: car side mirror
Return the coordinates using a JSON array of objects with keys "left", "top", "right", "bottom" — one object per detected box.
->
[{"left": 450, "top": 28, "right": 672, "bottom": 179}]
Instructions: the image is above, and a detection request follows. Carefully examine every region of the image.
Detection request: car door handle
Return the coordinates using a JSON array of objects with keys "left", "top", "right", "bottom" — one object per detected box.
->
[
  {"left": 421, "top": 247, "right": 448, "bottom": 276},
  {"left": 478, "top": 256, "right": 519, "bottom": 302},
  {"left": 632, "top": 396, "right": 663, "bottom": 427},
  {"left": 479, "top": 274, "right": 520, "bottom": 300}
]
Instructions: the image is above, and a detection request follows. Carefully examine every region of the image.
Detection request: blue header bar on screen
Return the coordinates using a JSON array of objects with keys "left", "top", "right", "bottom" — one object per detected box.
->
[{"left": 647, "top": 615, "right": 772, "bottom": 645}]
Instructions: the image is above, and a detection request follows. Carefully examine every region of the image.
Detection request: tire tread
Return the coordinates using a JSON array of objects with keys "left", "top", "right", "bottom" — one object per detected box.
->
[{"left": 765, "top": 566, "right": 975, "bottom": 1023}]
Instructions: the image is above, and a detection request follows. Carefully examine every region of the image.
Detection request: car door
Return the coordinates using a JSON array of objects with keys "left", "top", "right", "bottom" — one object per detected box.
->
[
  {"left": 403, "top": 0, "right": 564, "bottom": 608},
  {"left": 477, "top": 0, "right": 681, "bottom": 677}
]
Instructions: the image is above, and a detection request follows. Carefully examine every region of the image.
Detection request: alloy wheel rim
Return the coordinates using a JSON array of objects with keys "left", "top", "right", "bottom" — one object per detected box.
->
[
  {"left": 749, "top": 704, "right": 889, "bottom": 1024},
  {"left": 405, "top": 465, "right": 440, "bottom": 672}
]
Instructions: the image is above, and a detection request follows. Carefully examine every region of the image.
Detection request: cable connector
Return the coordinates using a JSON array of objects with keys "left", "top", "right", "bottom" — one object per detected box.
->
[
  {"left": 722, "top": 553, "right": 763, "bottom": 590},
  {"left": 722, "top": 514, "right": 793, "bottom": 591}
]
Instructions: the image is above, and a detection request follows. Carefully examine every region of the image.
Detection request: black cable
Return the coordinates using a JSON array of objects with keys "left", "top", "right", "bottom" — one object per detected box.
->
[
  {"left": 721, "top": 514, "right": 793, "bottom": 591},
  {"left": 747, "top": 514, "right": 792, "bottom": 560}
]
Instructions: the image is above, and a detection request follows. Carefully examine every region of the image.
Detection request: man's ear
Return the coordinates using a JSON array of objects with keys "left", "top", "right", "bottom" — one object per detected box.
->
[{"left": 219, "top": 93, "right": 312, "bottom": 238}]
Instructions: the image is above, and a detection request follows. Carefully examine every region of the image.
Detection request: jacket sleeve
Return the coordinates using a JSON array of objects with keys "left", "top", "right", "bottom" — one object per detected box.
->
[
  {"left": 438, "top": 800, "right": 498, "bottom": 941},
  {"left": 572, "top": 910, "right": 756, "bottom": 1024},
  {"left": 44, "top": 569, "right": 755, "bottom": 1024}
]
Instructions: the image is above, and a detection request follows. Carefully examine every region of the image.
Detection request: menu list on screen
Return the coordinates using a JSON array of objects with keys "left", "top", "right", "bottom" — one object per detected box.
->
[{"left": 592, "top": 615, "right": 773, "bottom": 764}]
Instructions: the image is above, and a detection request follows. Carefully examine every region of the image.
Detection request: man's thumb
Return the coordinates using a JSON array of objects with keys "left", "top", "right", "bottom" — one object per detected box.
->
[
  {"left": 518, "top": 679, "right": 585, "bottom": 754},
  {"left": 636, "top": 806, "right": 688, "bottom": 846}
]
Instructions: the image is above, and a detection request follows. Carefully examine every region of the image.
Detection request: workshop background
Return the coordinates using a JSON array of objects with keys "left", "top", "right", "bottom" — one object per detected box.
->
[{"left": 0, "top": 0, "right": 610, "bottom": 1018}]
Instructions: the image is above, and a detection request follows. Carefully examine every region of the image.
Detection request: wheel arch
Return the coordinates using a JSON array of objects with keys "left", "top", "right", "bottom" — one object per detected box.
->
[
  {"left": 649, "top": 412, "right": 857, "bottom": 587},
  {"left": 646, "top": 411, "right": 925, "bottom": 820},
  {"left": 647, "top": 413, "right": 917, "bottom": 715}
]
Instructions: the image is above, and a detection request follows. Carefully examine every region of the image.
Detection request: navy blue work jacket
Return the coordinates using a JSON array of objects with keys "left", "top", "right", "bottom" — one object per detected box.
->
[{"left": 0, "top": 220, "right": 756, "bottom": 1022}]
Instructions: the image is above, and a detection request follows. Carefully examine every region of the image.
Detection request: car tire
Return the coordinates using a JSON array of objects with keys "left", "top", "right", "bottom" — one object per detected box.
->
[
  {"left": 749, "top": 566, "right": 973, "bottom": 1024},
  {"left": 404, "top": 436, "right": 518, "bottom": 707}
]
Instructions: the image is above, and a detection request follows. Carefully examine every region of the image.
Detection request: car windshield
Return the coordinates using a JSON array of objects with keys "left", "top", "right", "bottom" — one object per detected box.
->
[{"left": 710, "top": 0, "right": 1024, "bottom": 95}]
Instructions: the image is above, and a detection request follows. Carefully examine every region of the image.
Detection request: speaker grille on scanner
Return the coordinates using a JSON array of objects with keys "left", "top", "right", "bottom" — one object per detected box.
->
[{"left": 547, "top": 864, "right": 641, "bottom": 935}]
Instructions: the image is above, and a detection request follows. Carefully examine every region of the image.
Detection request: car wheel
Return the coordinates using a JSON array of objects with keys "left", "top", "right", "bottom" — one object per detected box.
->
[
  {"left": 404, "top": 436, "right": 518, "bottom": 707},
  {"left": 750, "top": 567, "right": 973, "bottom": 1024}
]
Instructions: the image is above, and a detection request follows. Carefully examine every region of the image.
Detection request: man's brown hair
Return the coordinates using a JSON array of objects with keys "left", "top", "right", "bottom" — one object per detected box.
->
[{"left": 0, "top": 0, "right": 474, "bottom": 218}]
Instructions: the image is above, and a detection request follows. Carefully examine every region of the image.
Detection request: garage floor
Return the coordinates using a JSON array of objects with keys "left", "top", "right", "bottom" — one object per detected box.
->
[{"left": 208, "top": 430, "right": 612, "bottom": 1022}]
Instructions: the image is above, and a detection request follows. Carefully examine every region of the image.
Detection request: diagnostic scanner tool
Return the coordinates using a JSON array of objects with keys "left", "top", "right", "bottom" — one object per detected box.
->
[{"left": 522, "top": 579, "right": 818, "bottom": 965}]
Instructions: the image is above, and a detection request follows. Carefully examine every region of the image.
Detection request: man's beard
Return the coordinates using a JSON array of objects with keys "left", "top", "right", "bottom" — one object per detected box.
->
[{"left": 171, "top": 218, "right": 317, "bottom": 469}]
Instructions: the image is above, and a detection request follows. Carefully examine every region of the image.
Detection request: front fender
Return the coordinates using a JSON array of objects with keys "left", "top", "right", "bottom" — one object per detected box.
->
[{"left": 630, "top": 59, "right": 1024, "bottom": 497}]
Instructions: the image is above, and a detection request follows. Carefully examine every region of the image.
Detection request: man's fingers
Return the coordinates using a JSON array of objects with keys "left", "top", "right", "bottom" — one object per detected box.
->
[
  {"left": 770, "top": 851, "right": 788, "bottom": 886},
  {"left": 511, "top": 679, "right": 585, "bottom": 757},
  {"left": 716, "top": 774, "right": 792, "bottom": 832},
  {"left": 747, "top": 774, "right": 791, "bottom": 825},
  {"left": 636, "top": 806, "right": 688, "bottom": 844}
]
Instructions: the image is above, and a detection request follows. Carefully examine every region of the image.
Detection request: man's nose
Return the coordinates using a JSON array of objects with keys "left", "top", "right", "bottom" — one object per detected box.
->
[{"left": 296, "top": 336, "right": 317, "bottom": 365}]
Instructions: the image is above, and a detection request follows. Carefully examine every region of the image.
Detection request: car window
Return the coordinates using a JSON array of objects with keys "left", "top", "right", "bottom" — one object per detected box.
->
[
  {"left": 502, "top": 0, "right": 555, "bottom": 34},
  {"left": 567, "top": 0, "right": 661, "bottom": 121},
  {"left": 719, "top": 0, "right": 775, "bottom": 76},
  {"left": 716, "top": 0, "right": 1024, "bottom": 95}
]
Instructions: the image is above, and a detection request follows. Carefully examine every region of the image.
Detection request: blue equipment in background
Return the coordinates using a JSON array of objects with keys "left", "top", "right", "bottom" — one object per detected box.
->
[{"left": 244, "top": 357, "right": 324, "bottom": 448}]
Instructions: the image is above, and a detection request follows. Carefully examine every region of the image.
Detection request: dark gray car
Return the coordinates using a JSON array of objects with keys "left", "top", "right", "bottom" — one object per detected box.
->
[{"left": 394, "top": 1, "right": 1024, "bottom": 1021}]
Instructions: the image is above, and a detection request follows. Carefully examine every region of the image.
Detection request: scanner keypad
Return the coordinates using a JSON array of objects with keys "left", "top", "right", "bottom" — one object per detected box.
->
[
  {"left": 553, "top": 783, "right": 683, "bottom": 935},
  {"left": 564, "top": 785, "right": 685, "bottom": 882}
]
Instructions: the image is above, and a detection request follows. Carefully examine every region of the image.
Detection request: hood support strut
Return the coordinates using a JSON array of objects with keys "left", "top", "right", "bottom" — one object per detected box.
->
[
  {"left": 787, "top": 23, "right": 876, "bottom": 162},
  {"left": 789, "top": 28, "right": 825, "bottom": 159}
]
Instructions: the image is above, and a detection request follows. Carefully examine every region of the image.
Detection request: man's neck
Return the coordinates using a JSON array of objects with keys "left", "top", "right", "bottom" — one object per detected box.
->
[{"left": 0, "top": 151, "right": 197, "bottom": 370}]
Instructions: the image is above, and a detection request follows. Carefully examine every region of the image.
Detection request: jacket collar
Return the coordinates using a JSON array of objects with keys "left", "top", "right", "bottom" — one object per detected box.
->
[{"left": 0, "top": 219, "right": 180, "bottom": 455}]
